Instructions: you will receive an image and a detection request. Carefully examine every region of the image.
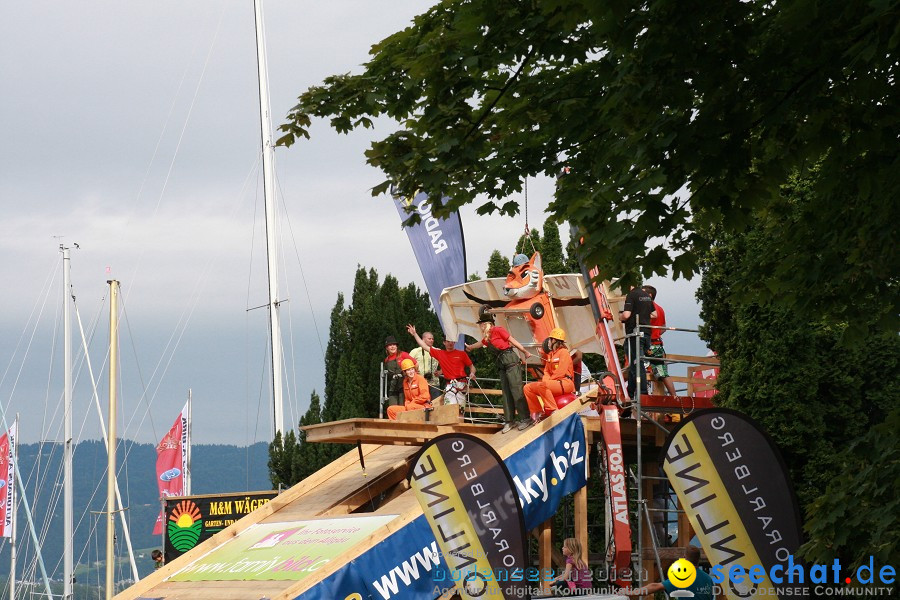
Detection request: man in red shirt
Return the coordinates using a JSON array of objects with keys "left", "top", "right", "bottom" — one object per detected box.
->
[
  {"left": 643, "top": 286, "right": 677, "bottom": 396},
  {"left": 407, "top": 325, "right": 476, "bottom": 407}
]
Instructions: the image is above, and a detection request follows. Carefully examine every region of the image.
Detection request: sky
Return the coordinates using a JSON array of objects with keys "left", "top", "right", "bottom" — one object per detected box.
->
[{"left": 0, "top": 0, "right": 706, "bottom": 446}]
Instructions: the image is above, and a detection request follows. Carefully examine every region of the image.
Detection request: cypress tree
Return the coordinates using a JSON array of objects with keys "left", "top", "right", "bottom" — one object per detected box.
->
[
  {"left": 486, "top": 250, "right": 511, "bottom": 278},
  {"left": 540, "top": 221, "right": 566, "bottom": 274},
  {"left": 515, "top": 227, "right": 541, "bottom": 258}
]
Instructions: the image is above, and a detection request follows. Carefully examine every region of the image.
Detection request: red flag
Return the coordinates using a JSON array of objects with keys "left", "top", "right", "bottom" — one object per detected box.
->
[
  {"left": 153, "top": 403, "right": 188, "bottom": 535},
  {"left": 0, "top": 422, "right": 17, "bottom": 538}
]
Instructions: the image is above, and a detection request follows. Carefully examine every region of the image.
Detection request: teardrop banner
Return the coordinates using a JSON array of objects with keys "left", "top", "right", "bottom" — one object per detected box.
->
[
  {"left": 408, "top": 433, "right": 531, "bottom": 600},
  {"left": 660, "top": 409, "right": 806, "bottom": 600}
]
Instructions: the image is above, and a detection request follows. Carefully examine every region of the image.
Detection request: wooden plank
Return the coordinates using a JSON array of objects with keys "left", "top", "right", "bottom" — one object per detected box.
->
[
  {"left": 574, "top": 486, "right": 588, "bottom": 570},
  {"left": 397, "top": 402, "right": 460, "bottom": 425},
  {"left": 469, "top": 387, "right": 503, "bottom": 396},
  {"left": 539, "top": 518, "right": 553, "bottom": 594},
  {"left": 302, "top": 418, "right": 501, "bottom": 445}
]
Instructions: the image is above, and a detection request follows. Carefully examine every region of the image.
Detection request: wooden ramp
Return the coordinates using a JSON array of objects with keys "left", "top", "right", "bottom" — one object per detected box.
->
[{"left": 115, "top": 397, "right": 591, "bottom": 600}]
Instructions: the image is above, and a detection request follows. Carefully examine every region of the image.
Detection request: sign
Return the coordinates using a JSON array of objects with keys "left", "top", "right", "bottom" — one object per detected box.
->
[
  {"left": 170, "top": 516, "right": 397, "bottom": 582},
  {"left": 661, "top": 409, "right": 805, "bottom": 600},
  {"left": 163, "top": 491, "right": 278, "bottom": 561},
  {"left": 296, "top": 414, "right": 589, "bottom": 600},
  {"left": 408, "top": 434, "right": 530, "bottom": 600}
]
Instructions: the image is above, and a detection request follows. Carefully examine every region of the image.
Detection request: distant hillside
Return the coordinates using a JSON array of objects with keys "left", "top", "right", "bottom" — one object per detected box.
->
[{"left": 0, "top": 440, "right": 271, "bottom": 581}]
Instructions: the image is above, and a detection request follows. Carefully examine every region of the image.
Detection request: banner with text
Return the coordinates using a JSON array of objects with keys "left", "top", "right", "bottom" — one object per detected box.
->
[
  {"left": 170, "top": 516, "right": 397, "bottom": 582},
  {"left": 505, "top": 413, "right": 589, "bottom": 529},
  {"left": 409, "top": 434, "right": 530, "bottom": 600},
  {"left": 164, "top": 491, "right": 278, "bottom": 561},
  {"left": 295, "top": 415, "right": 589, "bottom": 600},
  {"left": 0, "top": 422, "right": 16, "bottom": 538},
  {"left": 153, "top": 401, "right": 189, "bottom": 535},
  {"left": 661, "top": 409, "right": 805, "bottom": 600},
  {"left": 394, "top": 191, "right": 466, "bottom": 336}
]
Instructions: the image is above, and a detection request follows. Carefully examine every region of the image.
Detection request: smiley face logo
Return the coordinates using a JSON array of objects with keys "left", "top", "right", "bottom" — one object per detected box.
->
[{"left": 668, "top": 558, "right": 697, "bottom": 588}]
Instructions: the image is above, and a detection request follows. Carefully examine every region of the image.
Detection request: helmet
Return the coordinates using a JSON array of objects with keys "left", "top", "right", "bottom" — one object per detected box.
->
[
  {"left": 400, "top": 358, "right": 416, "bottom": 371},
  {"left": 476, "top": 304, "right": 495, "bottom": 324},
  {"left": 512, "top": 253, "right": 530, "bottom": 266},
  {"left": 549, "top": 327, "right": 566, "bottom": 342}
]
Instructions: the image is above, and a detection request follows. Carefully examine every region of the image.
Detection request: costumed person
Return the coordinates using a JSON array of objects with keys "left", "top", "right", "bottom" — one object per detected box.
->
[
  {"left": 407, "top": 324, "right": 476, "bottom": 408},
  {"left": 465, "top": 305, "right": 532, "bottom": 433},
  {"left": 619, "top": 284, "right": 655, "bottom": 398},
  {"left": 383, "top": 336, "right": 414, "bottom": 409},
  {"left": 387, "top": 358, "right": 432, "bottom": 420},
  {"left": 408, "top": 330, "right": 442, "bottom": 400},
  {"left": 548, "top": 538, "right": 593, "bottom": 595},
  {"left": 524, "top": 328, "right": 574, "bottom": 424},
  {"left": 643, "top": 285, "right": 677, "bottom": 396}
]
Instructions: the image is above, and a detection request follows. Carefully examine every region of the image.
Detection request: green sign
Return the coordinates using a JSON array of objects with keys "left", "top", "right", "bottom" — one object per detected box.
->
[{"left": 169, "top": 516, "right": 397, "bottom": 582}]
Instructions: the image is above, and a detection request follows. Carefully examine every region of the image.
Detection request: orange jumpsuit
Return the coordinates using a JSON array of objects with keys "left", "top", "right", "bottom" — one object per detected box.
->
[
  {"left": 387, "top": 373, "right": 432, "bottom": 420},
  {"left": 524, "top": 347, "right": 575, "bottom": 414}
]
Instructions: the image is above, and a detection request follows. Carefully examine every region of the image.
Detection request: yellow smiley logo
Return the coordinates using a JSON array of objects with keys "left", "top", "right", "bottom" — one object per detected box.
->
[{"left": 668, "top": 558, "right": 697, "bottom": 588}]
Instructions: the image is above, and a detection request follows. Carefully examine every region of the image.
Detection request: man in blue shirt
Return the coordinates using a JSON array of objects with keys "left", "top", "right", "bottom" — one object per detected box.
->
[{"left": 622, "top": 546, "right": 714, "bottom": 600}]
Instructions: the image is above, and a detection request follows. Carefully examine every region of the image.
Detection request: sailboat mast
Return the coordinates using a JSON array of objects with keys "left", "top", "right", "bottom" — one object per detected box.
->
[
  {"left": 63, "top": 246, "right": 74, "bottom": 600},
  {"left": 106, "top": 279, "right": 120, "bottom": 600},
  {"left": 253, "top": 0, "right": 284, "bottom": 436},
  {"left": 9, "top": 415, "right": 17, "bottom": 600}
]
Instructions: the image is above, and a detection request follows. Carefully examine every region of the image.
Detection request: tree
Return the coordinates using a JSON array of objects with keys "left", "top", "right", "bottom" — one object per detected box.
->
[
  {"left": 486, "top": 250, "right": 510, "bottom": 278},
  {"left": 279, "top": 0, "right": 898, "bottom": 336},
  {"left": 292, "top": 391, "right": 324, "bottom": 482},
  {"left": 540, "top": 221, "right": 566, "bottom": 274},
  {"left": 515, "top": 227, "right": 541, "bottom": 259},
  {"left": 269, "top": 266, "right": 443, "bottom": 485},
  {"left": 696, "top": 174, "right": 899, "bottom": 565}
]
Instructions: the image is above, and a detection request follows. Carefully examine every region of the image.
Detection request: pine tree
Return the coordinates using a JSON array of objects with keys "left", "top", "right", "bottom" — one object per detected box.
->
[
  {"left": 485, "top": 250, "right": 510, "bottom": 278},
  {"left": 292, "top": 391, "right": 324, "bottom": 481},
  {"left": 515, "top": 227, "right": 541, "bottom": 258},
  {"left": 321, "top": 294, "right": 348, "bottom": 423},
  {"left": 540, "top": 221, "right": 566, "bottom": 274}
]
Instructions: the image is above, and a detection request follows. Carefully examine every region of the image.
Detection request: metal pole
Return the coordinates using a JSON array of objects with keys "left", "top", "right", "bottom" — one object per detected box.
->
[
  {"left": 73, "top": 301, "right": 139, "bottom": 581},
  {"left": 63, "top": 246, "right": 74, "bottom": 600},
  {"left": 635, "top": 314, "right": 643, "bottom": 588},
  {"left": 186, "top": 389, "right": 192, "bottom": 496},
  {"left": 253, "top": 0, "right": 284, "bottom": 437},
  {"left": 9, "top": 415, "right": 17, "bottom": 600},
  {"left": 106, "top": 279, "right": 119, "bottom": 600}
]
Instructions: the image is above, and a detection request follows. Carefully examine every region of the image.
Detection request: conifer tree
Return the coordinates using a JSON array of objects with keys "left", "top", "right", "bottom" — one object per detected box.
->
[
  {"left": 291, "top": 391, "right": 324, "bottom": 482},
  {"left": 515, "top": 227, "right": 541, "bottom": 258},
  {"left": 540, "top": 221, "right": 566, "bottom": 274},
  {"left": 486, "top": 250, "right": 510, "bottom": 278},
  {"left": 322, "top": 294, "right": 348, "bottom": 423}
]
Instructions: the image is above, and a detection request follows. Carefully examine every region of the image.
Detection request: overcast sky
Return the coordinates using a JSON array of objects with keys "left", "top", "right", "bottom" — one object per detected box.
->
[{"left": 0, "top": 0, "right": 705, "bottom": 446}]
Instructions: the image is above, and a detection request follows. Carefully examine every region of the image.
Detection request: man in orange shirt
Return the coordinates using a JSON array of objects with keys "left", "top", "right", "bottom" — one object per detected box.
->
[
  {"left": 524, "top": 328, "right": 575, "bottom": 423},
  {"left": 387, "top": 359, "right": 433, "bottom": 420}
]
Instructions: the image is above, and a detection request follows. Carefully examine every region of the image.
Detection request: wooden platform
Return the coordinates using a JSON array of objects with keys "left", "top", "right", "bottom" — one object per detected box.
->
[{"left": 302, "top": 417, "right": 502, "bottom": 445}]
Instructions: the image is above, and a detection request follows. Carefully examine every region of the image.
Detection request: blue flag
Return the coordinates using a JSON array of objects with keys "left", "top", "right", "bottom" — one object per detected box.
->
[{"left": 394, "top": 192, "right": 466, "bottom": 336}]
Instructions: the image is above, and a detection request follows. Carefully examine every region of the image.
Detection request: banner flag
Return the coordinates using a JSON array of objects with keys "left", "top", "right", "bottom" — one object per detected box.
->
[
  {"left": 0, "top": 422, "right": 16, "bottom": 538},
  {"left": 660, "top": 409, "right": 805, "bottom": 600},
  {"left": 153, "top": 402, "right": 189, "bottom": 535},
  {"left": 408, "top": 434, "right": 530, "bottom": 600},
  {"left": 394, "top": 191, "right": 466, "bottom": 337}
]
